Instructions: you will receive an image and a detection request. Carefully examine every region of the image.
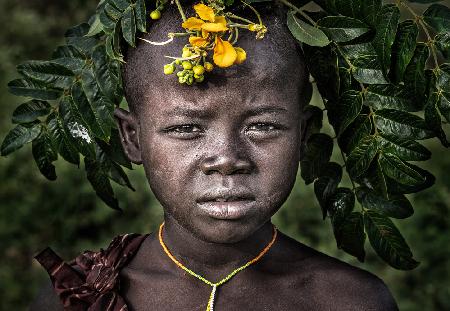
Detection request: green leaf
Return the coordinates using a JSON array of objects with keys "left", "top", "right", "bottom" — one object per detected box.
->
[
  {"left": 85, "top": 158, "right": 121, "bottom": 210},
  {"left": 372, "top": 4, "right": 400, "bottom": 76},
  {"left": 52, "top": 45, "right": 87, "bottom": 74},
  {"left": 86, "top": 14, "right": 104, "bottom": 36},
  {"left": 8, "top": 79, "right": 62, "bottom": 101},
  {"left": 329, "top": 187, "right": 355, "bottom": 225},
  {"left": 52, "top": 45, "right": 85, "bottom": 59},
  {"left": 330, "top": 0, "right": 362, "bottom": 18},
  {"left": 99, "top": 9, "right": 117, "bottom": 32},
  {"left": 80, "top": 69, "right": 116, "bottom": 137},
  {"left": 65, "top": 23, "right": 90, "bottom": 38},
  {"left": 17, "top": 61, "right": 74, "bottom": 90},
  {"left": 302, "top": 45, "right": 339, "bottom": 101},
  {"left": 318, "top": 16, "right": 370, "bottom": 43},
  {"left": 335, "top": 212, "right": 366, "bottom": 262},
  {"left": 302, "top": 105, "right": 324, "bottom": 137},
  {"left": 391, "top": 20, "right": 419, "bottom": 83},
  {"left": 377, "top": 133, "right": 431, "bottom": 161},
  {"left": 121, "top": 6, "right": 137, "bottom": 47},
  {"left": 327, "top": 90, "right": 363, "bottom": 136},
  {"left": 32, "top": 130, "right": 58, "bottom": 181},
  {"left": 339, "top": 43, "right": 388, "bottom": 84},
  {"left": 99, "top": 128, "right": 132, "bottom": 169},
  {"left": 379, "top": 152, "right": 426, "bottom": 186},
  {"left": 92, "top": 45, "right": 122, "bottom": 104},
  {"left": 374, "top": 109, "right": 435, "bottom": 140},
  {"left": 12, "top": 100, "right": 51, "bottom": 124},
  {"left": 287, "top": 10, "right": 330, "bottom": 47},
  {"left": 346, "top": 135, "right": 379, "bottom": 179},
  {"left": 364, "top": 210, "right": 419, "bottom": 270},
  {"left": 356, "top": 187, "right": 413, "bottom": 219},
  {"left": 47, "top": 113, "right": 80, "bottom": 166},
  {"left": 365, "top": 85, "right": 421, "bottom": 112},
  {"left": 314, "top": 162, "right": 343, "bottom": 219},
  {"left": 109, "top": 162, "right": 135, "bottom": 190},
  {"left": 423, "top": 4, "right": 450, "bottom": 33},
  {"left": 355, "top": 155, "right": 389, "bottom": 199},
  {"left": 361, "top": 0, "right": 382, "bottom": 26},
  {"left": 300, "top": 133, "right": 334, "bottom": 184},
  {"left": 72, "top": 80, "right": 109, "bottom": 140},
  {"left": 135, "top": 0, "right": 147, "bottom": 33},
  {"left": 383, "top": 163, "right": 435, "bottom": 194},
  {"left": 424, "top": 89, "right": 450, "bottom": 147},
  {"left": 1, "top": 123, "right": 42, "bottom": 156},
  {"left": 106, "top": 22, "right": 124, "bottom": 62},
  {"left": 403, "top": 44, "right": 430, "bottom": 103},
  {"left": 107, "top": 0, "right": 130, "bottom": 12},
  {"left": 338, "top": 114, "right": 373, "bottom": 154},
  {"left": 59, "top": 96, "right": 96, "bottom": 158},
  {"left": 436, "top": 32, "right": 450, "bottom": 60}
]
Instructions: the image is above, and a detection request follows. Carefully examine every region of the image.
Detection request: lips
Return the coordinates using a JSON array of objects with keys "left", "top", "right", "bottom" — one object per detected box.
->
[{"left": 196, "top": 190, "right": 256, "bottom": 220}]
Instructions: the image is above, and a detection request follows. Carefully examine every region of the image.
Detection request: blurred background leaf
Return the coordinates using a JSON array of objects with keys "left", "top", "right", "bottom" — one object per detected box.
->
[{"left": 0, "top": 0, "right": 448, "bottom": 310}]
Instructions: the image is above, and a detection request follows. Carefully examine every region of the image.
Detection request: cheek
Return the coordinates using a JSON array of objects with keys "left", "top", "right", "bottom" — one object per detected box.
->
[{"left": 254, "top": 134, "right": 301, "bottom": 204}]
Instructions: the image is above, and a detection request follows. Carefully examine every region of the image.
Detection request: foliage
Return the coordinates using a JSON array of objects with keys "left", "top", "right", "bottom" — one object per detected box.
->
[
  {"left": 0, "top": 1, "right": 449, "bottom": 310},
  {"left": 0, "top": 0, "right": 449, "bottom": 278}
]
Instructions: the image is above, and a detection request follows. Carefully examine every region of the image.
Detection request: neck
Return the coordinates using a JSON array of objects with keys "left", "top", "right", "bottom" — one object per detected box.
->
[{"left": 160, "top": 214, "right": 276, "bottom": 279}]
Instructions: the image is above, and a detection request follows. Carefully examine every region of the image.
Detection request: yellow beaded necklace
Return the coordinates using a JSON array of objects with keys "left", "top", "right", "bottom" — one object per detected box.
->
[{"left": 158, "top": 222, "right": 278, "bottom": 311}]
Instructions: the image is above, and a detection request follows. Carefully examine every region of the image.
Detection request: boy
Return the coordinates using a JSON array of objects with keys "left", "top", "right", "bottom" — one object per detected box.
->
[{"left": 31, "top": 2, "right": 398, "bottom": 310}]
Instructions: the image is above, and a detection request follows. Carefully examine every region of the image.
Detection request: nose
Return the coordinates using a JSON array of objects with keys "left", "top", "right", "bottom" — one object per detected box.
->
[{"left": 200, "top": 139, "right": 254, "bottom": 175}]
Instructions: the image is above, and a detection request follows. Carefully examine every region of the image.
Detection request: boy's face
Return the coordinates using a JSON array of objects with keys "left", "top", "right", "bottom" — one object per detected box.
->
[
  {"left": 122, "top": 67, "right": 307, "bottom": 244},
  {"left": 118, "top": 14, "right": 310, "bottom": 243}
]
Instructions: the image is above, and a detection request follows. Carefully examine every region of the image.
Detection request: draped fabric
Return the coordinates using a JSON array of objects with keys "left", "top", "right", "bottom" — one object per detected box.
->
[{"left": 35, "top": 233, "right": 149, "bottom": 311}]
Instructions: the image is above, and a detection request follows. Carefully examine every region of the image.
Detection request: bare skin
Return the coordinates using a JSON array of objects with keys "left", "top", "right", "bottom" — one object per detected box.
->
[{"left": 30, "top": 2, "right": 398, "bottom": 310}]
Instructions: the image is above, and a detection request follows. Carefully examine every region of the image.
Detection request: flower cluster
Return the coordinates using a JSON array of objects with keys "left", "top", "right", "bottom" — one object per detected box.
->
[{"left": 147, "top": 1, "right": 266, "bottom": 85}]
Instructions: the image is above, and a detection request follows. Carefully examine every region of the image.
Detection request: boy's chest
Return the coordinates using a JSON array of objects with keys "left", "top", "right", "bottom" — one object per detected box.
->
[{"left": 119, "top": 267, "right": 322, "bottom": 311}]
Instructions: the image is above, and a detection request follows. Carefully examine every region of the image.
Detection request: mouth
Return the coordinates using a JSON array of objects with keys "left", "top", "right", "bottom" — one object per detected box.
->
[{"left": 196, "top": 194, "right": 256, "bottom": 220}]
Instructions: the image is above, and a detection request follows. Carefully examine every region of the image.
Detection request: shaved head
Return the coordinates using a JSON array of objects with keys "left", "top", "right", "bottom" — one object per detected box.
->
[{"left": 122, "top": 0, "right": 308, "bottom": 114}]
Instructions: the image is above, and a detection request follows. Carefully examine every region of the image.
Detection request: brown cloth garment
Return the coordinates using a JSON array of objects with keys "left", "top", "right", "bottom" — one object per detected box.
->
[{"left": 35, "top": 233, "right": 149, "bottom": 311}]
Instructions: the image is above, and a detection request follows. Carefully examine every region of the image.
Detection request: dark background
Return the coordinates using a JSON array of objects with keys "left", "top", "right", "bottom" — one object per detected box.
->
[{"left": 0, "top": 0, "right": 449, "bottom": 310}]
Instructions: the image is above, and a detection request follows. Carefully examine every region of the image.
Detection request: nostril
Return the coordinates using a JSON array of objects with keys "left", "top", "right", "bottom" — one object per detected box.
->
[{"left": 200, "top": 156, "right": 253, "bottom": 175}]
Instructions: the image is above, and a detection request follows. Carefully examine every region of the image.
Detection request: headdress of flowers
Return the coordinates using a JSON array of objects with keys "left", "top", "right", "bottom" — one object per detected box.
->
[{"left": 1, "top": 0, "right": 450, "bottom": 271}]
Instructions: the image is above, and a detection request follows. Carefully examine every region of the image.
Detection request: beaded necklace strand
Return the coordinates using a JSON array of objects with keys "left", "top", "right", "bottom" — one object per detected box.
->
[{"left": 158, "top": 222, "right": 278, "bottom": 311}]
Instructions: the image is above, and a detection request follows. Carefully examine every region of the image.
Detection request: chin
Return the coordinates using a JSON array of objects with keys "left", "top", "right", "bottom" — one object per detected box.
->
[{"left": 193, "top": 218, "right": 263, "bottom": 244}]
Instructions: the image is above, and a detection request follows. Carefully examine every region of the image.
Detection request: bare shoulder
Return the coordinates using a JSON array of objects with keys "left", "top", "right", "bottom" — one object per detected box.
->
[
  {"left": 29, "top": 278, "right": 64, "bottom": 311},
  {"left": 276, "top": 233, "right": 399, "bottom": 311}
]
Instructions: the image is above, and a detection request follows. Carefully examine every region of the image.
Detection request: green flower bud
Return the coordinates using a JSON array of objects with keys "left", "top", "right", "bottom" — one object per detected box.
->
[
  {"left": 182, "top": 61, "right": 193, "bottom": 70},
  {"left": 164, "top": 64, "right": 175, "bottom": 75},
  {"left": 195, "top": 75, "right": 205, "bottom": 83},
  {"left": 150, "top": 10, "right": 161, "bottom": 20},
  {"left": 193, "top": 65, "right": 205, "bottom": 76}
]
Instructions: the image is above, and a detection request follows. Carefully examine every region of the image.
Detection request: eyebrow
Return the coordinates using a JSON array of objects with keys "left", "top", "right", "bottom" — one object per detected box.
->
[
  {"left": 244, "top": 106, "right": 288, "bottom": 117},
  {"left": 165, "top": 106, "right": 214, "bottom": 119},
  {"left": 164, "top": 106, "right": 288, "bottom": 119}
]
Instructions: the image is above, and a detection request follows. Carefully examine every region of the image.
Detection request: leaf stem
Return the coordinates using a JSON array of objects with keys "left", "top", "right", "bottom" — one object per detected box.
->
[
  {"left": 174, "top": 0, "right": 186, "bottom": 22},
  {"left": 226, "top": 13, "right": 255, "bottom": 25},
  {"left": 277, "top": 0, "right": 317, "bottom": 26}
]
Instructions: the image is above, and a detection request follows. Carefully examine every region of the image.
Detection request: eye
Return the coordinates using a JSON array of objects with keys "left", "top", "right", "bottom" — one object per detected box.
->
[
  {"left": 164, "top": 124, "right": 204, "bottom": 138},
  {"left": 247, "top": 122, "right": 280, "bottom": 132}
]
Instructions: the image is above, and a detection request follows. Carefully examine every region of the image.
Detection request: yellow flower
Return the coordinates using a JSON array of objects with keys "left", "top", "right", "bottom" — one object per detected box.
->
[
  {"left": 193, "top": 3, "right": 215, "bottom": 22},
  {"left": 234, "top": 47, "right": 246, "bottom": 64},
  {"left": 182, "top": 17, "right": 205, "bottom": 31},
  {"left": 183, "top": 4, "right": 228, "bottom": 33},
  {"left": 202, "top": 22, "right": 228, "bottom": 32},
  {"left": 189, "top": 36, "right": 208, "bottom": 47},
  {"left": 213, "top": 37, "right": 237, "bottom": 68}
]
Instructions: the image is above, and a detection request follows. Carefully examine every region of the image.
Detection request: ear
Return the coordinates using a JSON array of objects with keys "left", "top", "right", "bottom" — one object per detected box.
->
[
  {"left": 114, "top": 107, "right": 142, "bottom": 164},
  {"left": 299, "top": 108, "right": 315, "bottom": 162}
]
